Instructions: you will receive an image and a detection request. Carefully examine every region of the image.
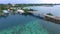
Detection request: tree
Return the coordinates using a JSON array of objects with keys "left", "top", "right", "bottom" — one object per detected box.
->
[{"left": 47, "top": 13, "right": 53, "bottom": 16}]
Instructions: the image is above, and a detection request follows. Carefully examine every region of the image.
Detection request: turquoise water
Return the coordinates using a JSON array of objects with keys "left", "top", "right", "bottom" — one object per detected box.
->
[
  {"left": 0, "top": 19, "right": 50, "bottom": 34},
  {"left": 0, "top": 14, "right": 50, "bottom": 34}
]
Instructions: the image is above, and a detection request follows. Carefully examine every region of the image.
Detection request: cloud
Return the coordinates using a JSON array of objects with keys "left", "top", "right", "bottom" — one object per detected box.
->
[
  {"left": 0, "top": 0, "right": 60, "bottom": 4},
  {"left": 41, "top": 0, "right": 60, "bottom": 4}
]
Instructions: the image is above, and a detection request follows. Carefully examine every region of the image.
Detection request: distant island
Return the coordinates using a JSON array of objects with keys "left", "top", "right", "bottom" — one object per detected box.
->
[
  {"left": 0, "top": 4, "right": 59, "bottom": 13},
  {"left": 0, "top": 4, "right": 60, "bottom": 14},
  {"left": 0, "top": 4, "right": 60, "bottom": 7},
  {"left": 0, "top": 4, "right": 59, "bottom": 10}
]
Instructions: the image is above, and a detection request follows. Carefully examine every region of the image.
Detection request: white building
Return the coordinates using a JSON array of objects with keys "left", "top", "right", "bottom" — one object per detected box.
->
[{"left": 16, "top": 10, "right": 25, "bottom": 14}]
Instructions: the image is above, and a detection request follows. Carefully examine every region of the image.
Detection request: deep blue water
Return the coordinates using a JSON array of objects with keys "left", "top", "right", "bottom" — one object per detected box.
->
[
  {"left": 0, "top": 14, "right": 39, "bottom": 30},
  {"left": 0, "top": 5, "right": 60, "bottom": 34}
]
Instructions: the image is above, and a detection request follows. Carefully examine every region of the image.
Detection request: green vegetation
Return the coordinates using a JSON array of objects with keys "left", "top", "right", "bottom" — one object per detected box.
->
[
  {"left": 47, "top": 13, "right": 53, "bottom": 16},
  {"left": 0, "top": 4, "right": 8, "bottom": 13},
  {"left": 23, "top": 8, "right": 35, "bottom": 15},
  {"left": 15, "top": 4, "right": 55, "bottom": 7},
  {"left": 0, "top": 9, "right": 3, "bottom": 14}
]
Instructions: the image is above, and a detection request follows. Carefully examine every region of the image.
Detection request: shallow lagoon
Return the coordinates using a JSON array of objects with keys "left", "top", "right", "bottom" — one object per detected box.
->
[{"left": 0, "top": 14, "right": 50, "bottom": 34}]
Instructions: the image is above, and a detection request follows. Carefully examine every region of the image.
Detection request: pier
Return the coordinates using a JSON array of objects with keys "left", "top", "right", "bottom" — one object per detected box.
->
[
  {"left": 44, "top": 15, "right": 60, "bottom": 24},
  {"left": 28, "top": 11, "right": 60, "bottom": 24},
  {"left": 28, "top": 11, "right": 44, "bottom": 19}
]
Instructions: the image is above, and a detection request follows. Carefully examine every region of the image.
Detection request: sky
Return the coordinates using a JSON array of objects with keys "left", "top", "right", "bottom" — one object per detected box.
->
[{"left": 0, "top": 0, "right": 60, "bottom": 4}]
